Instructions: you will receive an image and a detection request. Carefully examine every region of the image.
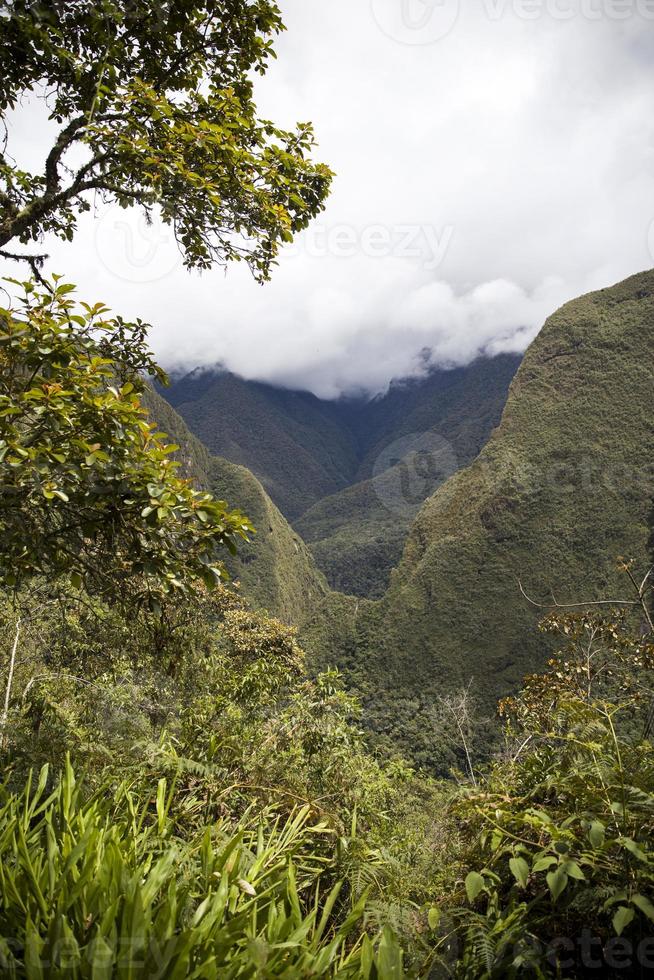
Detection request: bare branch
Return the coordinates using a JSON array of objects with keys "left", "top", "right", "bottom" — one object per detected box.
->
[
  {"left": 0, "top": 249, "right": 50, "bottom": 287},
  {"left": 518, "top": 580, "right": 640, "bottom": 612},
  {"left": 44, "top": 115, "right": 88, "bottom": 195}
]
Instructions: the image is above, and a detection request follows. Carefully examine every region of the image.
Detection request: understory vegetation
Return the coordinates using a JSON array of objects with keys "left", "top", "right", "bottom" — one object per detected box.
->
[
  {"left": 0, "top": 584, "right": 440, "bottom": 977},
  {"left": 2, "top": 543, "right": 654, "bottom": 976}
]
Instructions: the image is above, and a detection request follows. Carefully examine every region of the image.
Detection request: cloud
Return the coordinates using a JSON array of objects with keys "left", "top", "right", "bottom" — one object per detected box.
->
[{"left": 3, "top": 0, "right": 654, "bottom": 397}]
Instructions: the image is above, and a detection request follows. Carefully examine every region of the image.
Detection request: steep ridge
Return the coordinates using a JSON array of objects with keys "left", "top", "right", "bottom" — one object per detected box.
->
[
  {"left": 303, "top": 270, "right": 654, "bottom": 767},
  {"left": 163, "top": 356, "right": 521, "bottom": 596},
  {"left": 143, "top": 388, "right": 328, "bottom": 625},
  {"left": 297, "top": 355, "right": 521, "bottom": 596},
  {"left": 342, "top": 355, "right": 523, "bottom": 482},
  {"left": 163, "top": 372, "right": 359, "bottom": 520}
]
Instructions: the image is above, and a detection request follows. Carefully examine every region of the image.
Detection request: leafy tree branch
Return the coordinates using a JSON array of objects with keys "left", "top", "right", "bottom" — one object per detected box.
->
[{"left": 0, "top": 0, "right": 333, "bottom": 278}]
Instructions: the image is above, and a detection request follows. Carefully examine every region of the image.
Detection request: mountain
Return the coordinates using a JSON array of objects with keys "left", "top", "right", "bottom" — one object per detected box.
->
[
  {"left": 143, "top": 388, "right": 328, "bottom": 626},
  {"left": 162, "top": 355, "right": 521, "bottom": 596},
  {"left": 162, "top": 371, "right": 359, "bottom": 521},
  {"left": 303, "top": 270, "right": 654, "bottom": 767},
  {"left": 296, "top": 355, "right": 522, "bottom": 596}
]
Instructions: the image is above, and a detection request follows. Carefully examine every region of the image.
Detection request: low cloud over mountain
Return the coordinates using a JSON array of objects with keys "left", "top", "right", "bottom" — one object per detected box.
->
[{"left": 9, "top": 1, "right": 654, "bottom": 397}]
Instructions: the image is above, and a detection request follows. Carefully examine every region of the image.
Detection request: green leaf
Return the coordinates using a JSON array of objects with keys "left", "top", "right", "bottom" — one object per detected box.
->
[
  {"left": 87, "top": 934, "right": 113, "bottom": 979},
  {"left": 632, "top": 894, "right": 654, "bottom": 922},
  {"left": 588, "top": 821, "right": 605, "bottom": 848},
  {"left": 546, "top": 868, "right": 568, "bottom": 902},
  {"left": 360, "top": 935, "right": 373, "bottom": 979},
  {"left": 613, "top": 906, "right": 635, "bottom": 936},
  {"left": 532, "top": 856, "right": 557, "bottom": 873},
  {"left": 509, "top": 856, "right": 529, "bottom": 889},
  {"left": 465, "top": 871, "right": 485, "bottom": 903},
  {"left": 428, "top": 908, "right": 441, "bottom": 930},
  {"left": 618, "top": 838, "right": 649, "bottom": 863},
  {"left": 376, "top": 927, "right": 403, "bottom": 978},
  {"left": 562, "top": 860, "right": 585, "bottom": 881}
]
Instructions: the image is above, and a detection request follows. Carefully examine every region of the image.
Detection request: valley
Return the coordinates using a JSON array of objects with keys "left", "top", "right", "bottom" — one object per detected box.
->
[
  {"left": 154, "top": 270, "right": 654, "bottom": 772},
  {"left": 161, "top": 353, "right": 521, "bottom": 597}
]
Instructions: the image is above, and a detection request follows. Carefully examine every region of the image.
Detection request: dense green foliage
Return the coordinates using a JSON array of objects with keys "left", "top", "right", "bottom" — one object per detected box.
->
[
  {"left": 144, "top": 387, "right": 329, "bottom": 626},
  {"left": 0, "top": 280, "right": 251, "bottom": 605},
  {"left": 303, "top": 271, "right": 654, "bottom": 764},
  {"left": 0, "top": 763, "right": 405, "bottom": 978},
  {"left": 165, "top": 356, "right": 520, "bottom": 596},
  {"left": 3, "top": 568, "right": 653, "bottom": 977},
  {"left": 443, "top": 607, "right": 654, "bottom": 978},
  {"left": 2, "top": 2, "right": 653, "bottom": 972},
  {"left": 0, "top": 580, "right": 445, "bottom": 977},
  {"left": 0, "top": 0, "right": 331, "bottom": 278}
]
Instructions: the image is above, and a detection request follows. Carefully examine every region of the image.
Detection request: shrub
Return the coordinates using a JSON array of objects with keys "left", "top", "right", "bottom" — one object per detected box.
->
[
  {"left": 0, "top": 760, "right": 405, "bottom": 978},
  {"left": 446, "top": 612, "right": 654, "bottom": 978}
]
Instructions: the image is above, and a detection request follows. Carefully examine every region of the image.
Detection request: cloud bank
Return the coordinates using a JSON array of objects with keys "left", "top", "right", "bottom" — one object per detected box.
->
[{"left": 5, "top": 0, "right": 654, "bottom": 397}]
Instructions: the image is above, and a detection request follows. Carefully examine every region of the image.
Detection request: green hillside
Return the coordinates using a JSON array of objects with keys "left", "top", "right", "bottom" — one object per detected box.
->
[
  {"left": 150, "top": 271, "right": 654, "bottom": 771},
  {"left": 304, "top": 270, "right": 654, "bottom": 767},
  {"left": 163, "top": 371, "right": 359, "bottom": 519},
  {"left": 143, "top": 388, "right": 328, "bottom": 625},
  {"left": 347, "top": 354, "right": 524, "bottom": 482},
  {"left": 297, "top": 355, "right": 521, "bottom": 596},
  {"left": 164, "top": 356, "right": 520, "bottom": 596},
  {"left": 296, "top": 478, "right": 410, "bottom": 598}
]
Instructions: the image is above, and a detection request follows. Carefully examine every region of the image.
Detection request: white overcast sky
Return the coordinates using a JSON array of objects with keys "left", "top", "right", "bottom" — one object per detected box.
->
[{"left": 5, "top": 0, "right": 654, "bottom": 397}]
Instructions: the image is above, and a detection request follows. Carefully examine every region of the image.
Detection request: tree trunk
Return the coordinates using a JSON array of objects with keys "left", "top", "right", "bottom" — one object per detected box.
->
[{"left": 0, "top": 618, "right": 21, "bottom": 751}]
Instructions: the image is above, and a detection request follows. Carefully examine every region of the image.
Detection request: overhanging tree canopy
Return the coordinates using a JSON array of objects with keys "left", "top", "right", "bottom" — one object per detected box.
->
[
  {"left": 0, "top": 278, "right": 253, "bottom": 606},
  {"left": 0, "top": 0, "right": 333, "bottom": 278}
]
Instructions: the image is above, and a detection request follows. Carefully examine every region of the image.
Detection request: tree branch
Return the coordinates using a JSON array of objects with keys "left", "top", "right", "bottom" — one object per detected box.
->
[
  {"left": 518, "top": 581, "right": 641, "bottom": 612},
  {"left": 44, "top": 115, "right": 88, "bottom": 195},
  {"left": 0, "top": 249, "right": 50, "bottom": 286}
]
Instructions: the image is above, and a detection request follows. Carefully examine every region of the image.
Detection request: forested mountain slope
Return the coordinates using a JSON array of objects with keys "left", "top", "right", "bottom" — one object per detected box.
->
[
  {"left": 303, "top": 270, "right": 654, "bottom": 766},
  {"left": 144, "top": 388, "right": 328, "bottom": 625},
  {"left": 162, "top": 371, "right": 359, "bottom": 520},
  {"left": 163, "top": 356, "right": 521, "bottom": 595},
  {"left": 296, "top": 355, "right": 521, "bottom": 596}
]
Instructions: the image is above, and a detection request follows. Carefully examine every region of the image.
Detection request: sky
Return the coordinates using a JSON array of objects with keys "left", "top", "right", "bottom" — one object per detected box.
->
[{"left": 6, "top": 0, "right": 654, "bottom": 398}]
